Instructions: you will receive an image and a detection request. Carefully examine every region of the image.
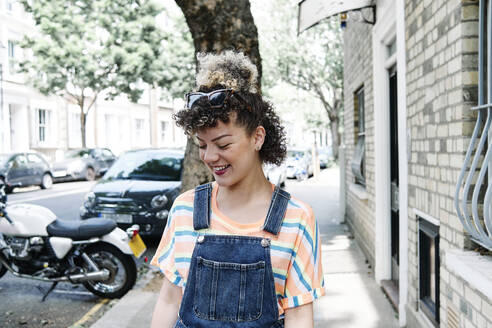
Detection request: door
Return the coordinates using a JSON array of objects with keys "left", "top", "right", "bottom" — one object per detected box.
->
[
  {"left": 389, "top": 65, "right": 400, "bottom": 283},
  {"left": 26, "top": 153, "right": 46, "bottom": 185},
  {"left": 7, "top": 154, "right": 30, "bottom": 186}
]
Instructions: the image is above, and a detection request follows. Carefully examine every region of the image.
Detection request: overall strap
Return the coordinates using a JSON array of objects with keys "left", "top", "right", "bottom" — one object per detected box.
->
[
  {"left": 193, "top": 182, "right": 213, "bottom": 230},
  {"left": 262, "top": 186, "right": 291, "bottom": 235}
]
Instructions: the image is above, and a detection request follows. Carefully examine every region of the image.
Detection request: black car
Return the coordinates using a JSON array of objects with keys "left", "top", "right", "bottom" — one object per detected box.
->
[
  {"left": 0, "top": 152, "right": 53, "bottom": 193},
  {"left": 52, "top": 148, "right": 116, "bottom": 181},
  {"left": 80, "top": 148, "right": 184, "bottom": 236}
]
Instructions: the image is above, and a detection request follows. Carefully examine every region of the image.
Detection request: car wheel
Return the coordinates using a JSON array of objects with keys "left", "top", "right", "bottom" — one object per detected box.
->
[
  {"left": 85, "top": 167, "right": 96, "bottom": 181},
  {"left": 0, "top": 178, "right": 12, "bottom": 194},
  {"left": 40, "top": 173, "right": 53, "bottom": 189}
]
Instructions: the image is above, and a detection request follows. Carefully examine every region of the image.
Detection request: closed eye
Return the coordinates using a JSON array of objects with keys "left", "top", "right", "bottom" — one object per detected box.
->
[{"left": 218, "top": 143, "right": 231, "bottom": 149}]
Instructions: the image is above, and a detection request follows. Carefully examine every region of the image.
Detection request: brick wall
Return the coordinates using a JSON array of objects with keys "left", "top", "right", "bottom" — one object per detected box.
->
[
  {"left": 404, "top": 0, "right": 491, "bottom": 327},
  {"left": 343, "top": 21, "right": 376, "bottom": 265}
]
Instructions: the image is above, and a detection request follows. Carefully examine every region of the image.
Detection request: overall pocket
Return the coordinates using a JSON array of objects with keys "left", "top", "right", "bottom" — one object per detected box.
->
[{"left": 193, "top": 256, "right": 266, "bottom": 322}]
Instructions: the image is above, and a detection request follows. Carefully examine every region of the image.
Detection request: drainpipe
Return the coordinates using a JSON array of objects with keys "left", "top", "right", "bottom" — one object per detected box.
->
[{"left": 339, "top": 142, "right": 346, "bottom": 223}]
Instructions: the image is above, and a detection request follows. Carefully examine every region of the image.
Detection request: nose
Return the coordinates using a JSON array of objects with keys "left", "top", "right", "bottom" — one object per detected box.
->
[{"left": 201, "top": 146, "right": 219, "bottom": 164}]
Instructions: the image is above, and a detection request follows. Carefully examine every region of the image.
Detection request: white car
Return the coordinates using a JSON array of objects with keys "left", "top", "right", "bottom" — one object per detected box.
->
[
  {"left": 263, "top": 163, "right": 287, "bottom": 187},
  {"left": 285, "top": 149, "right": 313, "bottom": 179}
]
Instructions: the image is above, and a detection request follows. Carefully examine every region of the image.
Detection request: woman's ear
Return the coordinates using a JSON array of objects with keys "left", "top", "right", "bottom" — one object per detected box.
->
[{"left": 253, "top": 126, "right": 266, "bottom": 151}]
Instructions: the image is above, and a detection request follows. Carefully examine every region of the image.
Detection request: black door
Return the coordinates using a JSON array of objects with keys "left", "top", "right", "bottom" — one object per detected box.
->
[{"left": 389, "top": 65, "right": 400, "bottom": 283}]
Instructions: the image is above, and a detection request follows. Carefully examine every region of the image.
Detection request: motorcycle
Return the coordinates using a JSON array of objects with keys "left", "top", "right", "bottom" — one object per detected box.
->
[{"left": 0, "top": 182, "right": 146, "bottom": 300}]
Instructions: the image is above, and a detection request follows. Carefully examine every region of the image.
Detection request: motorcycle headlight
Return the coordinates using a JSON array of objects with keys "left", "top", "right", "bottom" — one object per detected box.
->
[
  {"left": 151, "top": 194, "right": 168, "bottom": 209},
  {"left": 84, "top": 192, "right": 96, "bottom": 208}
]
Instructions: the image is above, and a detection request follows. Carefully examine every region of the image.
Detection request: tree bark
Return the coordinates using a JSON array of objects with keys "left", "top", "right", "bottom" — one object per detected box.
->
[
  {"left": 175, "top": 0, "right": 262, "bottom": 192},
  {"left": 328, "top": 113, "right": 339, "bottom": 160},
  {"left": 80, "top": 107, "right": 86, "bottom": 148},
  {"left": 327, "top": 98, "right": 341, "bottom": 160}
]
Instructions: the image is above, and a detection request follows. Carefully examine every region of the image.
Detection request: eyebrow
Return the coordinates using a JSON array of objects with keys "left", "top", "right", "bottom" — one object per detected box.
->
[{"left": 196, "top": 134, "right": 232, "bottom": 142}]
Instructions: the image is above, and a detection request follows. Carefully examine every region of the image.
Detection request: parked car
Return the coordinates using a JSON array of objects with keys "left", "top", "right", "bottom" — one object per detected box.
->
[
  {"left": 285, "top": 148, "right": 313, "bottom": 179},
  {"left": 52, "top": 148, "right": 116, "bottom": 182},
  {"left": 318, "top": 147, "right": 334, "bottom": 169},
  {"left": 263, "top": 163, "right": 287, "bottom": 187},
  {"left": 80, "top": 148, "right": 184, "bottom": 237},
  {"left": 0, "top": 152, "right": 53, "bottom": 193}
]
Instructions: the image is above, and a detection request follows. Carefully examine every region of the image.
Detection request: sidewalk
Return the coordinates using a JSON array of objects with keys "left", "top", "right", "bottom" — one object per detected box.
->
[{"left": 90, "top": 166, "right": 398, "bottom": 328}]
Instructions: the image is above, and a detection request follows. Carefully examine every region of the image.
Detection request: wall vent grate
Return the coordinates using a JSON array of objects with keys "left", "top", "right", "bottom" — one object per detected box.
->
[{"left": 447, "top": 305, "right": 460, "bottom": 328}]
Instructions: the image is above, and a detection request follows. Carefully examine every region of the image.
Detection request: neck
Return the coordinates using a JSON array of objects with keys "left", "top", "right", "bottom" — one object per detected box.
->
[{"left": 218, "top": 164, "right": 272, "bottom": 205}]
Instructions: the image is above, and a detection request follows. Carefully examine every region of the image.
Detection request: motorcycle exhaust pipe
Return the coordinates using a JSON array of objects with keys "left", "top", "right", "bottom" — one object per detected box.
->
[{"left": 0, "top": 257, "right": 110, "bottom": 283}]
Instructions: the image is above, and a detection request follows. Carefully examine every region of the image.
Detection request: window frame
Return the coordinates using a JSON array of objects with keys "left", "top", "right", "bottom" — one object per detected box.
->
[
  {"left": 418, "top": 217, "right": 440, "bottom": 326},
  {"left": 351, "top": 86, "right": 366, "bottom": 186},
  {"left": 37, "top": 108, "right": 51, "bottom": 144}
]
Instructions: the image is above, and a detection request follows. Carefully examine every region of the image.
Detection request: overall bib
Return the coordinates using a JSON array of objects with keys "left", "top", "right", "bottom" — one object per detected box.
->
[{"left": 174, "top": 183, "right": 291, "bottom": 328}]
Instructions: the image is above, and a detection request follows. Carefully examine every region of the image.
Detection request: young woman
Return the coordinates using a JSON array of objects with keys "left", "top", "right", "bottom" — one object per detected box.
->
[{"left": 151, "top": 51, "right": 324, "bottom": 328}]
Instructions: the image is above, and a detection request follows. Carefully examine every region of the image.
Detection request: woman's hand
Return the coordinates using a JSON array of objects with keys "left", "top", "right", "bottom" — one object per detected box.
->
[
  {"left": 284, "top": 302, "right": 314, "bottom": 328},
  {"left": 150, "top": 277, "right": 183, "bottom": 328}
]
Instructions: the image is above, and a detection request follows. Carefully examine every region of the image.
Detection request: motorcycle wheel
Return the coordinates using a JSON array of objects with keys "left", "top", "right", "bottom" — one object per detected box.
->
[{"left": 82, "top": 243, "right": 137, "bottom": 299}]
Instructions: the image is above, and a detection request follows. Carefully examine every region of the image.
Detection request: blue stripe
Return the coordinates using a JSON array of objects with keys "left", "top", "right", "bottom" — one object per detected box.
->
[
  {"left": 175, "top": 257, "right": 191, "bottom": 263},
  {"left": 173, "top": 205, "right": 194, "bottom": 212},
  {"left": 293, "top": 296, "right": 299, "bottom": 306},
  {"left": 158, "top": 236, "right": 175, "bottom": 263},
  {"left": 288, "top": 200, "right": 301, "bottom": 208},
  {"left": 281, "top": 222, "right": 301, "bottom": 228},
  {"left": 313, "top": 220, "right": 318, "bottom": 264},
  {"left": 292, "top": 261, "right": 312, "bottom": 291},
  {"left": 175, "top": 230, "right": 198, "bottom": 237},
  {"left": 273, "top": 272, "right": 286, "bottom": 280},
  {"left": 271, "top": 244, "right": 296, "bottom": 257}
]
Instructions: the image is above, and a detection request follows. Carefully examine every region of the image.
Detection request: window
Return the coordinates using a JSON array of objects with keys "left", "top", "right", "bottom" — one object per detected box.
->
[
  {"left": 351, "top": 87, "right": 366, "bottom": 186},
  {"left": 70, "top": 112, "right": 82, "bottom": 147},
  {"left": 27, "top": 154, "right": 43, "bottom": 163},
  {"left": 135, "top": 118, "right": 145, "bottom": 146},
  {"left": 102, "top": 149, "right": 113, "bottom": 158},
  {"left": 419, "top": 218, "right": 440, "bottom": 326},
  {"left": 7, "top": 40, "right": 15, "bottom": 74},
  {"left": 6, "top": 0, "right": 13, "bottom": 12},
  {"left": 37, "top": 109, "right": 51, "bottom": 143},
  {"left": 160, "top": 121, "right": 168, "bottom": 144}
]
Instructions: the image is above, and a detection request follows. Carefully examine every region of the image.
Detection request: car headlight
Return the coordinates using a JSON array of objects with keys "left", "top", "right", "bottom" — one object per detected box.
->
[
  {"left": 156, "top": 210, "right": 169, "bottom": 220},
  {"left": 84, "top": 192, "right": 96, "bottom": 208},
  {"left": 151, "top": 194, "right": 168, "bottom": 209},
  {"left": 79, "top": 205, "right": 88, "bottom": 217}
]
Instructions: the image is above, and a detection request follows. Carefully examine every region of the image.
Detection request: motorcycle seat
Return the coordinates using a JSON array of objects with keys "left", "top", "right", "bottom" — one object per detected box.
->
[{"left": 47, "top": 218, "right": 117, "bottom": 240}]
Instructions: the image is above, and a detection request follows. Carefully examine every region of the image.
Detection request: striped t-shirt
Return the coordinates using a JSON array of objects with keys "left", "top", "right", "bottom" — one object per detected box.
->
[{"left": 151, "top": 182, "right": 325, "bottom": 315}]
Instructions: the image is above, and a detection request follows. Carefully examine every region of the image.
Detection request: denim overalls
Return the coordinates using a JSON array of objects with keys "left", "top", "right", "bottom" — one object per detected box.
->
[{"left": 174, "top": 182, "right": 291, "bottom": 328}]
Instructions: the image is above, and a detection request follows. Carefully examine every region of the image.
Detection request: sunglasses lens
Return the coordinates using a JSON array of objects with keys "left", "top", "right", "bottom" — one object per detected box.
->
[
  {"left": 209, "top": 91, "right": 227, "bottom": 106},
  {"left": 186, "top": 94, "right": 203, "bottom": 108}
]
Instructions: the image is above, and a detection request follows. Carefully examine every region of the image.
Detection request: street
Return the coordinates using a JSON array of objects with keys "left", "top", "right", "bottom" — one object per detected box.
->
[{"left": 0, "top": 181, "right": 159, "bottom": 328}]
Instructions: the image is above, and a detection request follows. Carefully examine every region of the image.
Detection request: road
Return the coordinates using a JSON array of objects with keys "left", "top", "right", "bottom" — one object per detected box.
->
[{"left": 0, "top": 181, "right": 159, "bottom": 328}]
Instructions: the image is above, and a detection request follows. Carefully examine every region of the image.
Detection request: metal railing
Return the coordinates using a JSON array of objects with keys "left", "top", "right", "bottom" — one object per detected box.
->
[{"left": 454, "top": 0, "right": 492, "bottom": 250}]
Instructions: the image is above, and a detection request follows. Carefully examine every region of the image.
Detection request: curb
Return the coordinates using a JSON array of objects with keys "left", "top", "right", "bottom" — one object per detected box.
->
[{"left": 70, "top": 266, "right": 161, "bottom": 328}]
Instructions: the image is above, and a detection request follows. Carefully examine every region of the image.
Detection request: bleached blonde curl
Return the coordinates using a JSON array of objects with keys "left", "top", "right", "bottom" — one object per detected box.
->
[{"left": 195, "top": 51, "right": 259, "bottom": 94}]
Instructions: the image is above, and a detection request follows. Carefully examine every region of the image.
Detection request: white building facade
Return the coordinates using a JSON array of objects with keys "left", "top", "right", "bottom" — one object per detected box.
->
[{"left": 0, "top": 2, "right": 186, "bottom": 161}]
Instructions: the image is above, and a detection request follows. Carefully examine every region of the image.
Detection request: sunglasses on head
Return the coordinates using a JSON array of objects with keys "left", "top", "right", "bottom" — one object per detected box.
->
[{"left": 184, "top": 88, "right": 251, "bottom": 111}]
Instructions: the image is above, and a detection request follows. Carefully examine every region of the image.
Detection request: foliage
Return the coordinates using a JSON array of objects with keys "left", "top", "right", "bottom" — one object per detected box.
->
[
  {"left": 252, "top": 0, "right": 343, "bottom": 157},
  {"left": 17, "top": 0, "right": 194, "bottom": 145},
  {"left": 158, "top": 6, "right": 195, "bottom": 101}
]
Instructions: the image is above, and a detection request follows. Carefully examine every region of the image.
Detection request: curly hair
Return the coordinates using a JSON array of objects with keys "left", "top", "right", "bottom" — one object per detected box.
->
[{"left": 173, "top": 51, "right": 287, "bottom": 165}]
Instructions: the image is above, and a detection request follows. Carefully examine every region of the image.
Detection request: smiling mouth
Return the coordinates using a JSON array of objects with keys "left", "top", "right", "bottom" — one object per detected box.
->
[{"left": 213, "top": 164, "right": 231, "bottom": 174}]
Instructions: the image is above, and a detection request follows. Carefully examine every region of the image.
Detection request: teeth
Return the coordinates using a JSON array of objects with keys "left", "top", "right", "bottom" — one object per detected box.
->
[{"left": 214, "top": 165, "right": 229, "bottom": 171}]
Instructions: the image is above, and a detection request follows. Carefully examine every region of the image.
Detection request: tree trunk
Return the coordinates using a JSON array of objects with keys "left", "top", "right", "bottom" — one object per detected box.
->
[
  {"left": 175, "top": 0, "right": 262, "bottom": 192},
  {"left": 328, "top": 112, "right": 340, "bottom": 160},
  {"left": 80, "top": 107, "right": 87, "bottom": 148}
]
